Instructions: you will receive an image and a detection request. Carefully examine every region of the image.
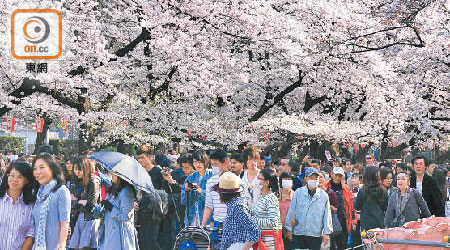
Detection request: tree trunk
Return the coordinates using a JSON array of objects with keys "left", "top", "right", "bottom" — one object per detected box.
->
[
  {"left": 78, "top": 122, "right": 89, "bottom": 154},
  {"left": 33, "top": 115, "right": 52, "bottom": 154}
]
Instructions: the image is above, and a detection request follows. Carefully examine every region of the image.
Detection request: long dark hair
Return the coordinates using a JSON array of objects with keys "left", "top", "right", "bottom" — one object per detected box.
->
[
  {"left": 362, "top": 166, "right": 386, "bottom": 209},
  {"left": 261, "top": 168, "right": 279, "bottom": 196},
  {"left": 73, "top": 156, "right": 96, "bottom": 187},
  {"left": 193, "top": 150, "right": 210, "bottom": 168},
  {"left": 109, "top": 175, "right": 136, "bottom": 198},
  {"left": 63, "top": 156, "right": 77, "bottom": 179},
  {"left": 32, "top": 153, "right": 65, "bottom": 194},
  {"left": 0, "top": 162, "right": 36, "bottom": 205},
  {"left": 219, "top": 192, "right": 241, "bottom": 203},
  {"left": 380, "top": 167, "right": 393, "bottom": 189}
]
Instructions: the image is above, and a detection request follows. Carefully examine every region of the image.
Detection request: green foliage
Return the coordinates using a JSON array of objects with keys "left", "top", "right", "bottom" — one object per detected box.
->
[
  {"left": 0, "top": 136, "right": 25, "bottom": 153},
  {"left": 99, "top": 146, "right": 117, "bottom": 151},
  {"left": 49, "top": 139, "right": 79, "bottom": 157}
]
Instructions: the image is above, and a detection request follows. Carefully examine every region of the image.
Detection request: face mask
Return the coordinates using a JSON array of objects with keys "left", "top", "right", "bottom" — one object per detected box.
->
[
  {"left": 255, "top": 182, "right": 263, "bottom": 189},
  {"left": 211, "top": 166, "right": 222, "bottom": 176},
  {"left": 282, "top": 180, "right": 293, "bottom": 189},
  {"left": 324, "top": 174, "right": 330, "bottom": 180},
  {"left": 307, "top": 179, "right": 319, "bottom": 189}
]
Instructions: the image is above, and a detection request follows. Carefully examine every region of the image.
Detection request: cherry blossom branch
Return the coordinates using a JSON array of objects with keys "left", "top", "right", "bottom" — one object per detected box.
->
[
  {"left": 0, "top": 78, "right": 86, "bottom": 116},
  {"left": 69, "top": 27, "right": 150, "bottom": 76},
  {"left": 249, "top": 70, "right": 305, "bottom": 122}
]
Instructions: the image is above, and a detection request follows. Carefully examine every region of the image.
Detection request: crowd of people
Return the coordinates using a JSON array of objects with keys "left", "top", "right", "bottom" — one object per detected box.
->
[{"left": 0, "top": 144, "right": 448, "bottom": 250}]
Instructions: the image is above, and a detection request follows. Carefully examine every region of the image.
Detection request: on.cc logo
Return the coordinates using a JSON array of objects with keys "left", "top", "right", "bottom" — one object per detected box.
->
[
  {"left": 23, "top": 16, "right": 50, "bottom": 44},
  {"left": 11, "top": 9, "right": 62, "bottom": 60}
]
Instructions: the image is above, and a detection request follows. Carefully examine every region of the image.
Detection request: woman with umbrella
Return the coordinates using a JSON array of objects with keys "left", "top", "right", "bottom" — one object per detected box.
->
[
  {"left": 88, "top": 151, "right": 156, "bottom": 250},
  {"left": 94, "top": 173, "right": 138, "bottom": 249}
]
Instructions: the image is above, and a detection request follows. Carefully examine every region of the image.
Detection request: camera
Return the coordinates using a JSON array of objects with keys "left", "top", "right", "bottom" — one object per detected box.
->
[
  {"left": 187, "top": 181, "right": 194, "bottom": 189},
  {"left": 162, "top": 167, "right": 172, "bottom": 175}
]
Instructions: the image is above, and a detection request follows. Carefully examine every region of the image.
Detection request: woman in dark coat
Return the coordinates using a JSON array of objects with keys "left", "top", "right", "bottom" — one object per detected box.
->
[
  {"left": 384, "top": 172, "right": 431, "bottom": 228},
  {"left": 355, "top": 166, "right": 388, "bottom": 230}
]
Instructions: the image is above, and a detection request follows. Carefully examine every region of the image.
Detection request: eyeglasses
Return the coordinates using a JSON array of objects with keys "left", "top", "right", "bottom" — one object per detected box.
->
[{"left": 7, "top": 174, "right": 24, "bottom": 180}]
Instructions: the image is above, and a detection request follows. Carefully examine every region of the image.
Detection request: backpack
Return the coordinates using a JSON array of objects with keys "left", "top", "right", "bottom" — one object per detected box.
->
[{"left": 146, "top": 189, "right": 169, "bottom": 219}]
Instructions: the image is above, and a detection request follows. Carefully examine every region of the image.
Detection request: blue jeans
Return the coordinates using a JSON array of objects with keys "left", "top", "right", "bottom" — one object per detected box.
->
[{"left": 209, "top": 221, "right": 223, "bottom": 249}]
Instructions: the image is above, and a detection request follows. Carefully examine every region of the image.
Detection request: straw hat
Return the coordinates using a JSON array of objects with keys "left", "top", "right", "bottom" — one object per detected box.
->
[{"left": 218, "top": 172, "right": 243, "bottom": 193}]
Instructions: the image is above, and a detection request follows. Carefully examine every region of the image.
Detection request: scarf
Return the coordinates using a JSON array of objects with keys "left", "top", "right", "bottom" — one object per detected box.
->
[
  {"left": 33, "top": 179, "right": 57, "bottom": 250},
  {"left": 394, "top": 188, "right": 412, "bottom": 227}
]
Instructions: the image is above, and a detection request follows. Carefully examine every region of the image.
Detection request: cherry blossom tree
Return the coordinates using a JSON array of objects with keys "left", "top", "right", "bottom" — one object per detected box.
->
[{"left": 0, "top": 0, "right": 448, "bottom": 151}]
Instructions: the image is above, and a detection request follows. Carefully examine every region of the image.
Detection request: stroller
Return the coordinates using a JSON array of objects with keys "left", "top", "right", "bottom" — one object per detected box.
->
[{"left": 173, "top": 190, "right": 211, "bottom": 250}]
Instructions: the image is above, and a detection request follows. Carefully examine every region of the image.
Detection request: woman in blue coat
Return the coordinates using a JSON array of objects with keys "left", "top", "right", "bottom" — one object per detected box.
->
[
  {"left": 181, "top": 150, "right": 213, "bottom": 226},
  {"left": 94, "top": 173, "right": 138, "bottom": 250}
]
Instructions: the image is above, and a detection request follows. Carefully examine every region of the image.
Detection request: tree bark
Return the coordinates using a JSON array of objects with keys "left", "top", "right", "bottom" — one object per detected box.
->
[{"left": 32, "top": 115, "right": 52, "bottom": 155}]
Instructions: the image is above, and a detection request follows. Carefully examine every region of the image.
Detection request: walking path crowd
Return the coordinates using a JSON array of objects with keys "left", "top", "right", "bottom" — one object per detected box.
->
[{"left": 0, "top": 144, "right": 448, "bottom": 250}]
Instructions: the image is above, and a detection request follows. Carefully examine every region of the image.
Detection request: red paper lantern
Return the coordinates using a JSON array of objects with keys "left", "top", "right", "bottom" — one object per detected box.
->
[{"left": 11, "top": 118, "right": 16, "bottom": 133}]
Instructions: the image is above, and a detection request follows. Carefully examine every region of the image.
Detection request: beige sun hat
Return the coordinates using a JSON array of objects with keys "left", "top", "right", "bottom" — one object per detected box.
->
[{"left": 219, "top": 172, "right": 243, "bottom": 193}]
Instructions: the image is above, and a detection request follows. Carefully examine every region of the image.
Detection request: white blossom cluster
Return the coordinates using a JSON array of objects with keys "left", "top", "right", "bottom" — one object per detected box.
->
[{"left": 0, "top": 0, "right": 448, "bottom": 148}]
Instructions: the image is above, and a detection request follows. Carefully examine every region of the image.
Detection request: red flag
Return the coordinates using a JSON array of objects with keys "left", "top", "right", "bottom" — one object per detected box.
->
[
  {"left": 11, "top": 118, "right": 16, "bottom": 133},
  {"left": 187, "top": 130, "right": 191, "bottom": 138},
  {"left": 35, "top": 119, "right": 39, "bottom": 132},
  {"left": 136, "top": 121, "right": 139, "bottom": 128}
]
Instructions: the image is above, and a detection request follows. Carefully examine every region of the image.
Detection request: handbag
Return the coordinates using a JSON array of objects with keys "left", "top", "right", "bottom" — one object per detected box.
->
[{"left": 331, "top": 213, "right": 342, "bottom": 235}]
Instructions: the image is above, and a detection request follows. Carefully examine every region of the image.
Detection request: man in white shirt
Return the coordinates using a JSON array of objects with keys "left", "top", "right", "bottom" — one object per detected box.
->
[{"left": 202, "top": 150, "right": 230, "bottom": 248}]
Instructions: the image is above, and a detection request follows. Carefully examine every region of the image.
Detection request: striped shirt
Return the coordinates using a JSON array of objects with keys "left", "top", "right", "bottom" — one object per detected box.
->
[
  {"left": 205, "top": 175, "right": 227, "bottom": 222},
  {"left": 252, "top": 193, "right": 282, "bottom": 231},
  {"left": 0, "top": 193, "right": 34, "bottom": 250}
]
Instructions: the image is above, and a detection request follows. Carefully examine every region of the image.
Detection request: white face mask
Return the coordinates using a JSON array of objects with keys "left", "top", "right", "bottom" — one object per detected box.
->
[
  {"left": 307, "top": 179, "right": 319, "bottom": 189},
  {"left": 211, "top": 166, "right": 222, "bottom": 176},
  {"left": 324, "top": 174, "right": 330, "bottom": 180},
  {"left": 282, "top": 180, "right": 293, "bottom": 189}
]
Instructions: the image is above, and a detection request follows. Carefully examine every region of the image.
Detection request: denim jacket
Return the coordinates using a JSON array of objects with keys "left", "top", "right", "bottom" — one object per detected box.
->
[
  {"left": 284, "top": 186, "right": 333, "bottom": 237},
  {"left": 181, "top": 170, "right": 213, "bottom": 225}
]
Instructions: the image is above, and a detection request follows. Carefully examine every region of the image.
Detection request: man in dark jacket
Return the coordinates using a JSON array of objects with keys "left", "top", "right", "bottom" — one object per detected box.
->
[
  {"left": 409, "top": 155, "right": 445, "bottom": 217},
  {"left": 136, "top": 146, "right": 169, "bottom": 250}
]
